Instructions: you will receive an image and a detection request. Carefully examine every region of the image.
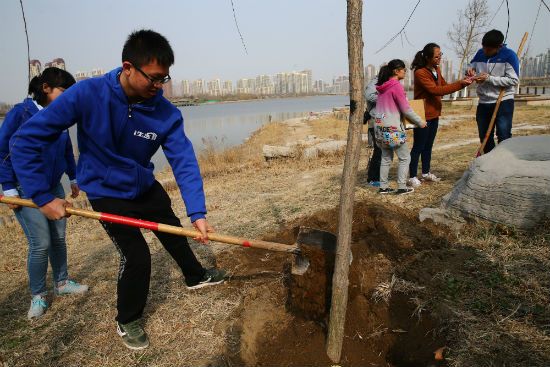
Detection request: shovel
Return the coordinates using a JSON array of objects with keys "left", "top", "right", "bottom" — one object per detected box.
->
[{"left": 0, "top": 195, "right": 322, "bottom": 274}]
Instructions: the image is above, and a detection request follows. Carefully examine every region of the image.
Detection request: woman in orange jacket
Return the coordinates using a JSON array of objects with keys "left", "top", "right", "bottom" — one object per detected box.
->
[{"left": 408, "top": 43, "right": 473, "bottom": 187}]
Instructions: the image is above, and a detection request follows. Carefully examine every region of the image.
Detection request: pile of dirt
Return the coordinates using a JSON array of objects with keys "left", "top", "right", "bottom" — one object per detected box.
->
[{"left": 221, "top": 201, "right": 452, "bottom": 366}]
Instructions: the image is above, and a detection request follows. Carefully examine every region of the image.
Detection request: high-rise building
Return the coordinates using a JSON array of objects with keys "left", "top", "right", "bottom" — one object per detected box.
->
[
  {"left": 440, "top": 58, "right": 454, "bottom": 82},
  {"left": 29, "top": 60, "right": 41, "bottom": 78},
  {"left": 300, "top": 69, "right": 312, "bottom": 93},
  {"left": 273, "top": 71, "right": 310, "bottom": 95},
  {"left": 191, "top": 79, "right": 204, "bottom": 95},
  {"left": 45, "top": 58, "right": 66, "bottom": 70},
  {"left": 162, "top": 79, "right": 173, "bottom": 98},
  {"left": 255, "top": 75, "right": 274, "bottom": 95},
  {"left": 313, "top": 79, "right": 325, "bottom": 93},
  {"left": 74, "top": 68, "right": 105, "bottom": 82},
  {"left": 332, "top": 75, "right": 349, "bottom": 94},
  {"left": 402, "top": 60, "right": 413, "bottom": 90},
  {"left": 236, "top": 78, "right": 256, "bottom": 94},
  {"left": 181, "top": 80, "right": 190, "bottom": 96},
  {"left": 74, "top": 71, "right": 89, "bottom": 82},
  {"left": 365, "top": 64, "right": 377, "bottom": 82},
  {"left": 90, "top": 68, "right": 105, "bottom": 78},
  {"left": 207, "top": 79, "right": 222, "bottom": 96},
  {"left": 521, "top": 49, "right": 550, "bottom": 78},
  {"left": 222, "top": 80, "right": 233, "bottom": 95}
]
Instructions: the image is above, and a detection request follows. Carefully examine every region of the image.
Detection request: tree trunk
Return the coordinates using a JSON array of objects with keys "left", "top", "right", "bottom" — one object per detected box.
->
[
  {"left": 453, "top": 20, "right": 475, "bottom": 100},
  {"left": 326, "top": 0, "right": 365, "bottom": 363}
]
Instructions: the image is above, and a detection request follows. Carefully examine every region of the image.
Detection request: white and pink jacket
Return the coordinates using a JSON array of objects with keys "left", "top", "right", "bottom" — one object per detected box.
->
[{"left": 373, "top": 79, "right": 425, "bottom": 146}]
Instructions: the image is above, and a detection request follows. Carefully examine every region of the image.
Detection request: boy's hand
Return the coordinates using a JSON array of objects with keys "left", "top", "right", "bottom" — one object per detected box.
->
[
  {"left": 193, "top": 218, "right": 214, "bottom": 244},
  {"left": 474, "top": 73, "right": 489, "bottom": 83},
  {"left": 70, "top": 183, "right": 80, "bottom": 198},
  {"left": 466, "top": 68, "right": 476, "bottom": 77},
  {"left": 40, "top": 198, "right": 70, "bottom": 220}
]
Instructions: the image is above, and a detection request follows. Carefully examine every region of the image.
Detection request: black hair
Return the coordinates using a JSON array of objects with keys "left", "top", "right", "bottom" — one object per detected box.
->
[
  {"left": 482, "top": 29, "right": 504, "bottom": 48},
  {"left": 28, "top": 67, "right": 76, "bottom": 106},
  {"left": 376, "top": 59, "right": 406, "bottom": 86},
  {"left": 122, "top": 29, "right": 174, "bottom": 68},
  {"left": 410, "top": 42, "right": 440, "bottom": 70}
]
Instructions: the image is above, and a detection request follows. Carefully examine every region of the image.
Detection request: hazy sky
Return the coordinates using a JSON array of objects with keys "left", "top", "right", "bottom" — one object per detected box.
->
[{"left": 1, "top": 0, "right": 548, "bottom": 103}]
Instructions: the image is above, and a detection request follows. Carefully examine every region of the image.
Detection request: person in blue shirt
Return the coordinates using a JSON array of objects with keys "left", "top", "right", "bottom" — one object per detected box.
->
[
  {"left": 467, "top": 29, "right": 520, "bottom": 153},
  {"left": 10, "top": 30, "right": 226, "bottom": 350},
  {"left": 0, "top": 67, "right": 88, "bottom": 320}
]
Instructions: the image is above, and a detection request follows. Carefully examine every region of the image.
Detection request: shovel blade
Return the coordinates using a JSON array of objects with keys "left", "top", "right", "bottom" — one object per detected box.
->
[{"left": 291, "top": 226, "right": 337, "bottom": 276}]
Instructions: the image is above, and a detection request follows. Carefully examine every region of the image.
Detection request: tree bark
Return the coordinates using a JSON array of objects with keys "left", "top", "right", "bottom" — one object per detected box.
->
[{"left": 326, "top": 0, "right": 365, "bottom": 363}]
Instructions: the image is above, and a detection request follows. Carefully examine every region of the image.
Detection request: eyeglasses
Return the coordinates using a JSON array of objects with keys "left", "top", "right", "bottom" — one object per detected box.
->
[{"left": 133, "top": 65, "right": 171, "bottom": 85}]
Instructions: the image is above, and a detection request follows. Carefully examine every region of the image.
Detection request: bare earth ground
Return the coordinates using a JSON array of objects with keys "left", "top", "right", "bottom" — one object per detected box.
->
[{"left": 0, "top": 105, "right": 549, "bottom": 366}]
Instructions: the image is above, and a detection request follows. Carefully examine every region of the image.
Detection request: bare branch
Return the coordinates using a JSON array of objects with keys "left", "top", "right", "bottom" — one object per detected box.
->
[{"left": 447, "top": 0, "right": 490, "bottom": 76}]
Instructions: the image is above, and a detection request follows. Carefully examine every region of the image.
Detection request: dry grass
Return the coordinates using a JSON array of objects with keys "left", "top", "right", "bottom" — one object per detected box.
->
[
  {"left": 1, "top": 105, "right": 549, "bottom": 366},
  {"left": 424, "top": 222, "right": 550, "bottom": 366}
]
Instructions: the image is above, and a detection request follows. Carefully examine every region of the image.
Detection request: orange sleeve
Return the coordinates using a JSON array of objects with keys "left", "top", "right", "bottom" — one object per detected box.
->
[{"left": 415, "top": 69, "right": 463, "bottom": 96}]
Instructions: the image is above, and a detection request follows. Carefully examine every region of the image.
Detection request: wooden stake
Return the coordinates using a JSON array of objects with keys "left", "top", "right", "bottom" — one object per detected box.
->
[{"left": 326, "top": 0, "right": 365, "bottom": 362}]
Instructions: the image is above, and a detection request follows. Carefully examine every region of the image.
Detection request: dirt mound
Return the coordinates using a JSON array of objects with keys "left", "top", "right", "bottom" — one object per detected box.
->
[{"left": 222, "top": 201, "right": 451, "bottom": 366}]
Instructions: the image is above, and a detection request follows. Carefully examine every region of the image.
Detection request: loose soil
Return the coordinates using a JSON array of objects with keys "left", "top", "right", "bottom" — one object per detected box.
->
[{"left": 1, "top": 105, "right": 549, "bottom": 367}]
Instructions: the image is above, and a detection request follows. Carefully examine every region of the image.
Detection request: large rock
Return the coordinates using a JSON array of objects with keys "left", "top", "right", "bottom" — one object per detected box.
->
[{"left": 421, "top": 135, "right": 550, "bottom": 230}]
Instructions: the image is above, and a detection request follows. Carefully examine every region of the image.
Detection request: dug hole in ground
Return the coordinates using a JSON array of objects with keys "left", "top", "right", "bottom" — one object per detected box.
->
[{"left": 0, "top": 105, "right": 549, "bottom": 367}]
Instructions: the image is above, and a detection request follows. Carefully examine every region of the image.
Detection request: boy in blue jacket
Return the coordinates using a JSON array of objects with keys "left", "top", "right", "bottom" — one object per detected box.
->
[
  {"left": 467, "top": 29, "right": 519, "bottom": 153},
  {"left": 10, "top": 30, "right": 226, "bottom": 350}
]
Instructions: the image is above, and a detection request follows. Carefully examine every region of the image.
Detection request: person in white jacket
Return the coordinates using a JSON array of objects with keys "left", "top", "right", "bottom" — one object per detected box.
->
[{"left": 467, "top": 29, "right": 519, "bottom": 154}]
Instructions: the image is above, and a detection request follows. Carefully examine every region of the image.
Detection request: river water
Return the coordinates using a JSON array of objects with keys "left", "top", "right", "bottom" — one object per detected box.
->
[{"left": 0, "top": 95, "right": 349, "bottom": 193}]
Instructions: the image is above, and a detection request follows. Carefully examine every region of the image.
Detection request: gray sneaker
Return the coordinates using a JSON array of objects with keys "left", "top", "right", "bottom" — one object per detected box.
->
[
  {"left": 116, "top": 320, "right": 149, "bottom": 350},
  {"left": 186, "top": 268, "right": 227, "bottom": 290},
  {"left": 27, "top": 294, "right": 48, "bottom": 319},
  {"left": 54, "top": 280, "right": 89, "bottom": 295}
]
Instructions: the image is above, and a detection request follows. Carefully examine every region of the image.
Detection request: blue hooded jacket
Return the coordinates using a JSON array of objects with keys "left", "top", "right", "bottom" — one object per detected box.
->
[
  {"left": 0, "top": 98, "right": 76, "bottom": 193},
  {"left": 10, "top": 68, "right": 206, "bottom": 222},
  {"left": 468, "top": 45, "right": 520, "bottom": 103}
]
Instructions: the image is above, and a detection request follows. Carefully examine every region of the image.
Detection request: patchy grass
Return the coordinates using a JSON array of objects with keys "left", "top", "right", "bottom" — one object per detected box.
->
[{"left": 0, "top": 105, "right": 549, "bottom": 366}]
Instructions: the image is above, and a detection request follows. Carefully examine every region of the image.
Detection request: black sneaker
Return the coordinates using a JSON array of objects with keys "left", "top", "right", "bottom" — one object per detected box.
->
[
  {"left": 396, "top": 188, "right": 415, "bottom": 195},
  {"left": 186, "top": 268, "right": 227, "bottom": 290},
  {"left": 379, "top": 188, "right": 396, "bottom": 194},
  {"left": 116, "top": 320, "right": 149, "bottom": 350}
]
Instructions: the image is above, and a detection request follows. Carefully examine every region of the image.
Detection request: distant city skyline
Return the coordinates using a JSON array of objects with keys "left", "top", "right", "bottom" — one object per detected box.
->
[
  {"left": 16, "top": 49, "right": 550, "bottom": 101},
  {"left": 1, "top": 0, "right": 549, "bottom": 103}
]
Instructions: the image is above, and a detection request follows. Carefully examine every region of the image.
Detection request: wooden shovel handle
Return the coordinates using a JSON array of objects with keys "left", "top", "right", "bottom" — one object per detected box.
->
[{"left": 0, "top": 195, "right": 299, "bottom": 254}]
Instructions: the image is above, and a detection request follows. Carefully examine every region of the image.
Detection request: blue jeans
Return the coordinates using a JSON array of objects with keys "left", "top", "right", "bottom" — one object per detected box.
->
[
  {"left": 409, "top": 118, "right": 439, "bottom": 178},
  {"left": 476, "top": 99, "right": 514, "bottom": 154},
  {"left": 14, "top": 183, "right": 68, "bottom": 296}
]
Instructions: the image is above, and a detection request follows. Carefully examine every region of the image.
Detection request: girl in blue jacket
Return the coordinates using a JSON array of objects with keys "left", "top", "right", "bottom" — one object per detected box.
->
[{"left": 0, "top": 67, "right": 88, "bottom": 319}]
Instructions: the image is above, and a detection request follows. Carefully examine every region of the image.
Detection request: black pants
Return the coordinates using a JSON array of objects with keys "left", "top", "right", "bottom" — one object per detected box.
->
[
  {"left": 409, "top": 118, "right": 439, "bottom": 178},
  {"left": 366, "top": 127, "right": 382, "bottom": 182},
  {"left": 90, "top": 181, "right": 206, "bottom": 324}
]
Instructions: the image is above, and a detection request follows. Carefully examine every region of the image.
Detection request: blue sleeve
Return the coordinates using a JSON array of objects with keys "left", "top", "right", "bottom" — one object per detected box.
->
[
  {"left": 10, "top": 88, "right": 81, "bottom": 206},
  {"left": 162, "top": 116, "right": 207, "bottom": 222},
  {"left": 365, "top": 79, "right": 378, "bottom": 104},
  {"left": 64, "top": 133, "right": 77, "bottom": 181},
  {"left": 0, "top": 106, "right": 26, "bottom": 191}
]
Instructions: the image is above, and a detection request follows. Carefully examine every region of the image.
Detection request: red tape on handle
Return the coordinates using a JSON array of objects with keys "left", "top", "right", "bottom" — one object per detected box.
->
[
  {"left": 99, "top": 212, "right": 159, "bottom": 231},
  {"left": 242, "top": 241, "right": 251, "bottom": 247}
]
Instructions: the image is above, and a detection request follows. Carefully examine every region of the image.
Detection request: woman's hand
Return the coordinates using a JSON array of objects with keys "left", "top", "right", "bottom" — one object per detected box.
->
[{"left": 7, "top": 195, "right": 20, "bottom": 210}]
